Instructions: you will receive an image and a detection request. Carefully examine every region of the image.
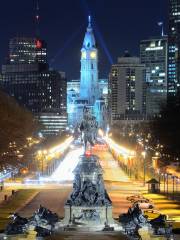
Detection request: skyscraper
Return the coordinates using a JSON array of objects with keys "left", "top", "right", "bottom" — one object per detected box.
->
[
  {"left": 0, "top": 37, "right": 67, "bottom": 136},
  {"left": 109, "top": 53, "right": 146, "bottom": 125},
  {"left": 80, "top": 16, "right": 99, "bottom": 104},
  {"left": 168, "top": 0, "right": 180, "bottom": 95},
  {"left": 140, "top": 36, "right": 168, "bottom": 117},
  {"left": 9, "top": 37, "right": 47, "bottom": 66}
]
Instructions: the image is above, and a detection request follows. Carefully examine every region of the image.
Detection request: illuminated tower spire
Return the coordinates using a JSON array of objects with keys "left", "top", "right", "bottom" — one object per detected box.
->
[{"left": 80, "top": 16, "right": 99, "bottom": 104}]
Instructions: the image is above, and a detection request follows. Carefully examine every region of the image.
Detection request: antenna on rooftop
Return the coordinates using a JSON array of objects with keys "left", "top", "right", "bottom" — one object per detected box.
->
[
  {"left": 158, "top": 22, "right": 164, "bottom": 37},
  {"left": 35, "top": 0, "right": 40, "bottom": 37}
]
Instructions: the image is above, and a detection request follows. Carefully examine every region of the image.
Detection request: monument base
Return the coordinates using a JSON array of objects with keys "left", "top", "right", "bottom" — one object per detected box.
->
[
  {"left": 63, "top": 205, "right": 114, "bottom": 226},
  {"left": 53, "top": 205, "right": 123, "bottom": 232}
]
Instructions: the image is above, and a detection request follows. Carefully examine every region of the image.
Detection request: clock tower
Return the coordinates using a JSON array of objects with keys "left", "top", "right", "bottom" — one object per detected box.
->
[{"left": 80, "top": 16, "right": 99, "bottom": 105}]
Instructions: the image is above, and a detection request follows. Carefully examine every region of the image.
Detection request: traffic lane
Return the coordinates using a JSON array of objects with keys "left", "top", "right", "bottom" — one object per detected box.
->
[
  {"left": 95, "top": 150, "right": 130, "bottom": 182},
  {"left": 18, "top": 187, "right": 72, "bottom": 218}
]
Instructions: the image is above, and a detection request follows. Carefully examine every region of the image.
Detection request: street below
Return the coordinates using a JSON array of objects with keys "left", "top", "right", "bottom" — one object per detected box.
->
[
  {"left": 17, "top": 146, "right": 145, "bottom": 219},
  {"left": 1, "top": 143, "right": 179, "bottom": 239}
]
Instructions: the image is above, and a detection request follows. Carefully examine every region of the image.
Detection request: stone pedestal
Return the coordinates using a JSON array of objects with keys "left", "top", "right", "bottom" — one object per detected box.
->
[
  {"left": 62, "top": 154, "right": 117, "bottom": 230},
  {"left": 63, "top": 205, "right": 114, "bottom": 226}
]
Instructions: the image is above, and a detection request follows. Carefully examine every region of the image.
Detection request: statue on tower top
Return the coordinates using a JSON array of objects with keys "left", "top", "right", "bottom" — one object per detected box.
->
[{"left": 88, "top": 15, "right": 91, "bottom": 28}]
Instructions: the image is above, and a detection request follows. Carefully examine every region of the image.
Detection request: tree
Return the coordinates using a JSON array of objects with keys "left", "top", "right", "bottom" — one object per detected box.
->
[
  {"left": 0, "top": 90, "right": 39, "bottom": 169},
  {"left": 149, "top": 93, "right": 180, "bottom": 162}
]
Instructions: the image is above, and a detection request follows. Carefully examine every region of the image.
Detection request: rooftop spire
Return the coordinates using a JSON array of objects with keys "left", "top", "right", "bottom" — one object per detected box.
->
[
  {"left": 35, "top": 0, "right": 40, "bottom": 37},
  {"left": 82, "top": 15, "right": 96, "bottom": 49},
  {"left": 158, "top": 21, "right": 164, "bottom": 37}
]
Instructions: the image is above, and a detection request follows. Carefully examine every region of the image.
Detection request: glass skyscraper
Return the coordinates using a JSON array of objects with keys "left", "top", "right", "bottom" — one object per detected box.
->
[{"left": 168, "top": 0, "right": 180, "bottom": 95}]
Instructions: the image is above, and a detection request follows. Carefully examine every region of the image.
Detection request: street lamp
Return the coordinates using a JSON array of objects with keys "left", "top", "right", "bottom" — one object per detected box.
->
[
  {"left": 142, "top": 151, "right": 146, "bottom": 187},
  {"left": 161, "top": 172, "right": 166, "bottom": 194},
  {"left": 177, "top": 178, "right": 180, "bottom": 195},
  {"left": 172, "top": 175, "right": 176, "bottom": 200},
  {"left": 41, "top": 150, "right": 47, "bottom": 176},
  {"left": 166, "top": 173, "right": 172, "bottom": 198},
  {"left": 37, "top": 150, "right": 47, "bottom": 176},
  {"left": 156, "top": 168, "right": 161, "bottom": 185}
]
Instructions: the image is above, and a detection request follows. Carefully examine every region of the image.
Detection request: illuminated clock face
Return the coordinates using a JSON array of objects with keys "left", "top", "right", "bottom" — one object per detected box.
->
[
  {"left": 81, "top": 51, "right": 86, "bottom": 59},
  {"left": 90, "top": 51, "right": 96, "bottom": 59}
]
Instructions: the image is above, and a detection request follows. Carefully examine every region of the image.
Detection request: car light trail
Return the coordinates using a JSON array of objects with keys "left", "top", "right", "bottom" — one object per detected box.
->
[
  {"left": 104, "top": 136, "right": 135, "bottom": 158},
  {"left": 36, "top": 136, "right": 74, "bottom": 163},
  {"left": 48, "top": 136, "right": 74, "bottom": 155},
  {"left": 50, "top": 147, "right": 83, "bottom": 182}
]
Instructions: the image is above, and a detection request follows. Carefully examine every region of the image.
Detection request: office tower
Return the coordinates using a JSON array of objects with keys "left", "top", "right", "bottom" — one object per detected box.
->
[
  {"left": 109, "top": 52, "right": 146, "bottom": 125},
  {"left": 140, "top": 36, "right": 168, "bottom": 116},
  {"left": 168, "top": 0, "right": 180, "bottom": 95}
]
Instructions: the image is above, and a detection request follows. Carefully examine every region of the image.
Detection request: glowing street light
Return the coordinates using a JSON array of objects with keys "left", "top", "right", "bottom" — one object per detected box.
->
[{"left": 142, "top": 151, "right": 147, "bottom": 187}]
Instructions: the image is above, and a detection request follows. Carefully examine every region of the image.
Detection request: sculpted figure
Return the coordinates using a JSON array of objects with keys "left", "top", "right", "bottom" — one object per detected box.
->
[{"left": 80, "top": 107, "right": 98, "bottom": 152}]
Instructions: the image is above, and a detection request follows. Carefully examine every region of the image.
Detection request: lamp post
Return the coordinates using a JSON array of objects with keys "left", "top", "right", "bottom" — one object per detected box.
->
[
  {"left": 37, "top": 150, "right": 47, "bottom": 176},
  {"left": 142, "top": 151, "right": 146, "bottom": 187},
  {"left": 156, "top": 169, "right": 161, "bottom": 183},
  {"left": 166, "top": 173, "right": 172, "bottom": 198},
  {"left": 176, "top": 178, "right": 179, "bottom": 193},
  {"left": 172, "top": 176, "right": 175, "bottom": 200},
  {"left": 167, "top": 173, "right": 169, "bottom": 197},
  {"left": 42, "top": 150, "right": 47, "bottom": 176},
  {"left": 162, "top": 173, "right": 166, "bottom": 194}
]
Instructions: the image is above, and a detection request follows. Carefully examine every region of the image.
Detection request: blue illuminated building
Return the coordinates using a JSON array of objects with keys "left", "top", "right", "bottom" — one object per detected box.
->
[{"left": 67, "top": 17, "right": 107, "bottom": 129}]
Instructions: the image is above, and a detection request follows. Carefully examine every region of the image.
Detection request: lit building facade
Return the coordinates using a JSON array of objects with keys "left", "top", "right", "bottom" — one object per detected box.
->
[
  {"left": 140, "top": 36, "right": 168, "bottom": 117},
  {"left": 9, "top": 37, "right": 47, "bottom": 66},
  {"left": 0, "top": 37, "right": 67, "bottom": 136},
  {"left": 67, "top": 78, "right": 108, "bottom": 103},
  {"left": 168, "top": 0, "right": 180, "bottom": 95},
  {"left": 109, "top": 53, "right": 146, "bottom": 125},
  {"left": 37, "top": 112, "right": 67, "bottom": 135},
  {"left": 67, "top": 17, "right": 107, "bottom": 128}
]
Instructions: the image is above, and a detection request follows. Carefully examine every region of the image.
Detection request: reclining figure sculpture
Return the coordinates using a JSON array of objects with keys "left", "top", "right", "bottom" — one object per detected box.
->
[{"left": 5, "top": 206, "right": 59, "bottom": 237}]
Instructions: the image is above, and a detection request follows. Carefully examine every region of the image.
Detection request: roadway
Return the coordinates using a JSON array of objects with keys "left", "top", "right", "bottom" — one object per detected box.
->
[
  {"left": 18, "top": 145, "right": 145, "bottom": 218},
  {"left": 3, "top": 144, "right": 180, "bottom": 239}
]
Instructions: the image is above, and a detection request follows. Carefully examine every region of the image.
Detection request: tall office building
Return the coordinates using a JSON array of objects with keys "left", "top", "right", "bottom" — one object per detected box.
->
[
  {"left": 109, "top": 53, "right": 146, "bottom": 125},
  {"left": 168, "top": 0, "right": 180, "bottom": 95},
  {"left": 0, "top": 37, "right": 67, "bottom": 136},
  {"left": 140, "top": 36, "right": 168, "bottom": 117}
]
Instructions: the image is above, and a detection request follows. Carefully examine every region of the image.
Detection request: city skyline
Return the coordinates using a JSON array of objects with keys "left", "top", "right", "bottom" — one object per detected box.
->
[{"left": 0, "top": 0, "right": 167, "bottom": 79}]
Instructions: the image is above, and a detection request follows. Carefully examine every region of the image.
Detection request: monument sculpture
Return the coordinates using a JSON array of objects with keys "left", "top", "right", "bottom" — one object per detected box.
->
[
  {"left": 80, "top": 107, "right": 98, "bottom": 153},
  {"left": 63, "top": 154, "right": 114, "bottom": 229},
  {"left": 61, "top": 108, "right": 117, "bottom": 230},
  {"left": 4, "top": 206, "right": 58, "bottom": 237}
]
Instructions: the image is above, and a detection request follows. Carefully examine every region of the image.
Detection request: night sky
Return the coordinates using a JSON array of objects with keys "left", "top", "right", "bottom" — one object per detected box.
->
[{"left": 0, "top": 0, "right": 168, "bottom": 79}]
